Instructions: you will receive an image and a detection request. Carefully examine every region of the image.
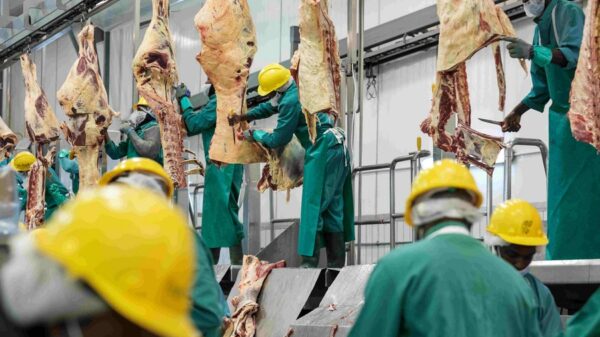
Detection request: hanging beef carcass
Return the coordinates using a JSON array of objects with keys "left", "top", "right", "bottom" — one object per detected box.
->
[
  {"left": 133, "top": 0, "right": 186, "bottom": 187},
  {"left": 257, "top": 135, "right": 305, "bottom": 194},
  {"left": 421, "top": 0, "right": 527, "bottom": 174},
  {"left": 568, "top": 0, "right": 600, "bottom": 151},
  {"left": 20, "top": 54, "right": 62, "bottom": 229},
  {"left": 292, "top": 0, "right": 342, "bottom": 143},
  {"left": 195, "top": 0, "right": 266, "bottom": 164},
  {"left": 224, "top": 255, "right": 285, "bottom": 337},
  {"left": 58, "top": 24, "right": 118, "bottom": 190},
  {"left": 0, "top": 116, "right": 17, "bottom": 160}
]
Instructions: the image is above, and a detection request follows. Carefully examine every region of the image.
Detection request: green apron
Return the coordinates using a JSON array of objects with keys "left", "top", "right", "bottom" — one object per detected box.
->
[
  {"left": 349, "top": 221, "right": 542, "bottom": 337},
  {"left": 521, "top": 0, "right": 599, "bottom": 259},
  {"left": 44, "top": 167, "right": 69, "bottom": 221},
  {"left": 104, "top": 120, "right": 164, "bottom": 165},
  {"left": 182, "top": 95, "right": 244, "bottom": 248},
  {"left": 560, "top": 288, "right": 600, "bottom": 337}
]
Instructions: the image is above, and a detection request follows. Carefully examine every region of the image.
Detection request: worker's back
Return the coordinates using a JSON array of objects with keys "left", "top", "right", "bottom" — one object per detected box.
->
[{"left": 349, "top": 221, "right": 542, "bottom": 337}]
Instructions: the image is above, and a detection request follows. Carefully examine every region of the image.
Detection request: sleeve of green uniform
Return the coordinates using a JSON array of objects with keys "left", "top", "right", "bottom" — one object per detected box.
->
[
  {"left": 256, "top": 102, "right": 299, "bottom": 149},
  {"left": 562, "top": 289, "right": 600, "bottom": 337},
  {"left": 348, "top": 264, "right": 403, "bottom": 337},
  {"left": 246, "top": 101, "right": 277, "bottom": 121},
  {"left": 45, "top": 168, "right": 69, "bottom": 206},
  {"left": 183, "top": 96, "right": 217, "bottom": 137},
  {"left": 555, "top": 4, "right": 585, "bottom": 70},
  {"left": 18, "top": 184, "right": 27, "bottom": 211},
  {"left": 190, "top": 233, "right": 224, "bottom": 337},
  {"left": 522, "top": 29, "right": 551, "bottom": 113},
  {"left": 104, "top": 138, "right": 128, "bottom": 159},
  {"left": 538, "top": 283, "right": 563, "bottom": 337}
]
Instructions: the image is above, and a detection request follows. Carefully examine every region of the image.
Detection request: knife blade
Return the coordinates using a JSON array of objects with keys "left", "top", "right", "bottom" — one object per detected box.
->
[{"left": 478, "top": 118, "right": 503, "bottom": 126}]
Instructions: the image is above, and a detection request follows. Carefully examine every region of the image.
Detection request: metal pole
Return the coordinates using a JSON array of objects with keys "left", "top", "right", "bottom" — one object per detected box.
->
[
  {"left": 486, "top": 173, "right": 493, "bottom": 224},
  {"left": 504, "top": 145, "right": 513, "bottom": 201},
  {"left": 131, "top": 0, "right": 141, "bottom": 102},
  {"left": 389, "top": 164, "right": 396, "bottom": 250},
  {"left": 269, "top": 189, "right": 275, "bottom": 243},
  {"left": 356, "top": 0, "right": 365, "bottom": 265}
]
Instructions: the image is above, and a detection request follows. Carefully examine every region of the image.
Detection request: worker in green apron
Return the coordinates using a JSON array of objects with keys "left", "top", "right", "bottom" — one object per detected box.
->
[
  {"left": 57, "top": 149, "right": 79, "bottom": 194},
  {"left": 230, "top": 63, "right": 354, "bottom": 268},
  {"left": 104, "top": 97, "right": 163, "bottom": 165},
  {"left": 349, "top": 160, "right": 542, "bottom": 337},
  {"left": 560, "top": 288, "right": 600, "bottom": 337},
  {"left": 175, "top": 83, "right": 244, "bottom": 265},
  {"left": 502, "top": 0, "right": 598, "bottom": 259},
  {"left": 486, "top": 199, "right": 562, "bottom": 337}
]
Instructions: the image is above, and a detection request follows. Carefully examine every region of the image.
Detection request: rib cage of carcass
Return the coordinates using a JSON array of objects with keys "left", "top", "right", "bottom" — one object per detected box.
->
[
  {"left": 420, "top": 0, "right": 527, "bottom": 175},
  {"left": 133, "top": 0, "right": 186, "bottom": 188},
  {"left": 20, "top": 54, "right": 61, "bottom": 229},
  {"left": 0, "top": 116, "right": 17, "bottom": 160},
  {"left": 292, "top": 0, "right": 342, "bottom": 144},
  {"left": 568, "top": 0, "right": 600, "bottom": 151},
  {"left": 58, "top": 24, "right": 118, "bottom": 191}
]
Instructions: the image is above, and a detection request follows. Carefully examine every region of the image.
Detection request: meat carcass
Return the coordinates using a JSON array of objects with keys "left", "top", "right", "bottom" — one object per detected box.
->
[
  {"left": 58, "top": 24, "right": 118, "bottom": 190},
  {"left": 20, "top": 54, "right": 62, "bottom": 228},
  {"left": 195, "top": 0, "right": 267, "bottom": 164},
  {"left": 133, "top": 0, "right": 186, "bottom": 187},
  {"left": 257, "top": 135, "right": 305, "bottom": 194},
  {"left": 225, "top": 255, "right": 285, "bottom": 337},
  {"left": 568, "top": 0, "right": 600, "bottom": 151},
  {"left": 421, "top": 0, "right": 524, "bottom": 174},
  {"left": 292, "top": 0, "right": 342, "bottom": 143},
  {"left": 0, "top": 116, "right": 17, "bottom": 160},
  {"left": 24, "top": 145, "right": 55, "bottom": 230}
]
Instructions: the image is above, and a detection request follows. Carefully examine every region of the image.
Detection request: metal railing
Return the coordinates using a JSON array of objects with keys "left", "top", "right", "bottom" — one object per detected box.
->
[
  {"left": 350, "top": 150, "right": 431, "bottom": 264},
  {"left": 190, "top": 183, "right": 204, "bottom": 230},
  {"left": 503, "top": 138, "right": 548, "bottom": 201}
]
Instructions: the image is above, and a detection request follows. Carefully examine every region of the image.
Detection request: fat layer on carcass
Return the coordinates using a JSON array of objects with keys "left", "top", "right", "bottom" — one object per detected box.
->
[
  {"left": 133, "top": 0, "right": 186, "bottom": 187},
  {"left": 20, "top": 54, "right": 61, "bottom": 144},
  {"left": 57, "top": 24, "right": 118, "bottom": 190},
  {"left": 195, "top": 0, "right": 267, "bottom": 164},
  {"left": 568, "top": 0, "right": 600, "bottom": 151},
  {"left": 292, "top": 0, "right": 342, "bottom": 143},
  {"left": 0, "top": 116, "right": 17, "bottom": 160},
  {"left": 225, "top": 255, "right": 285, "bottom": 337},
  {"left": 257, "top": 135, "right": 305, "bottom": 194}
]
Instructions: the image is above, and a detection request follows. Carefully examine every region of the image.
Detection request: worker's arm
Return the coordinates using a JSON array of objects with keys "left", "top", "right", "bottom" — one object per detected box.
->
[
  {"left": 128, "top": 125, "right": 162, "bottom": 159},
  {"left": 536, "top": 280, "right": 563, "bottom": 337},
  {"left": 104, "top": 137, "right": 128, "bottom": 160},
  {"left": 245, "top": 101, "right": 277, "bottom": 121},
  {"left": 348, "top": 264, "right": 403, "bottom": 337},
  {"left": 17, "top": 182, "right": 27, "bottom": 211},
  {"left": 45, "top": 168, "right": 69, "bottom": 207},
  {"left": 252, "top": 101, "right": 299, "bottom": 149},
  {"left": 543, "top": 4, "right": 585, "bottom": 69},
  {"left": 181, "top": 96, "right": 217, "bottom": 137}
]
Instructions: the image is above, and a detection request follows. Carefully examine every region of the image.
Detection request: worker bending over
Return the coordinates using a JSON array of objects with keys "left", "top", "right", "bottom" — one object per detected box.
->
[
  {"left": 9, "top": 151, "right": 69, "bottom": 221},
  {"left": 104, "top": 97, "right": 163, "bottom": 165},
  {"left": 231, "top": 64, "right": 354, "bottom": 268},
  {"left": 502, "top": 0, "right": 600, "bottom": 259},
  {"left": 486, "top": 199, "right": 562, "bottom": 337},
  {"left": 57, "top": 149, "right": 79, "bottom": 194},
  {"left": 349, "top": 160, "right": 541, "bottom": 337},
  {"left": 0, "top": 186, "right": 199, "bottom": 337},
  {"left": 99, "top": 157, "right": 226, "bottom": 337},
  {"left": 176, "top": 83, "right": 244, "bottom": 265}
]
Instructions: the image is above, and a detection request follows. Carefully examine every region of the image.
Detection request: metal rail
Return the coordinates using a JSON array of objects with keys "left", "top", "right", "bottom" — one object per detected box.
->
[
  {"left": 351, "top": 150, "right": 430, "bottom": 263},
  {"left": 503, "top": 138, "right": 548, "bottom": 201},
  {"left": 190, "top": 183, "right": 204, "bottom": 229}
]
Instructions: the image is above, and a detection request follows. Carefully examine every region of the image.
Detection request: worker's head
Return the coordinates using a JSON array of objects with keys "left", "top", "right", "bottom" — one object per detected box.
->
[
  {"left": 9, "top": 151, "right": 36, "bottom": 173},
  {"left": 257, "top": 63, "right": 292, "bottom": 96},
  {"left": 486, "top": 199, "right": 547, "bottom": 272},
  {"left": 0, "top": 186, "right": 196, "bottom": 337},
  {"left": 130, "top": 97, "right": 155, "bottom": 129},
  {"left": 405, "top": 160, "right": 483, "bottom": 239},
  {"left": 99, "top": 158, "right": 174, "bottom": 198},
  {"left": 522, "top": 0, "right": 547, "bottom": 18}
]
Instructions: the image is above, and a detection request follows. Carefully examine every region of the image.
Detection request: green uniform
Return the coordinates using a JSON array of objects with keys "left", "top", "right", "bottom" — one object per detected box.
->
[
  {"left": 524, "top": 273, "right": 563, "bottom": 337},
  {"left": 349, "top": 221, "right": 542, "bottom": 337},
  {"left": 104, "top": 120, "right": 164, "bottom": 165},
  {"left": 191, "top": 231, "right": 226, "bottom": 337},
  {"left": 14, "top": 167, "right": 68, "bottom": 220},
  {"left": 522, "top": 0, "right": 598, "bottom": 259},
  {"left": 560, "top": 288, "right": 600, "bottom": 337},
  {"left": 58, "top": 155, "right": 79, "bottom": 194},
  {"left": 180, "top": 95, "right": 245, "bottom": 248},
  {"left": 246, "top": 82, "right": 354, "bottom": 257}
]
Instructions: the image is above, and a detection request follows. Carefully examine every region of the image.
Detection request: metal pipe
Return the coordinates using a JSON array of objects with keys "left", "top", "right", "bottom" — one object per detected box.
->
[
  {"left": 389, "top": 155, "right": 412, "bottom": 250},
  {"left": 269, "top": 189, "right": 275, "bottom": 243},
  {"left": 131, "top": 0, "right": 141, "bottom": 102},
  {"left": 503, "top": 138, "right": 549, "bottom": 200},
  {"left": 356, "top": 0, "right": 365, "bottom": 265},
  {"left": 346, "top": 0, "right": 358, "bottom": 266},
  {"left": 486, "top": 174, "right": 493, "bottom": 224}
]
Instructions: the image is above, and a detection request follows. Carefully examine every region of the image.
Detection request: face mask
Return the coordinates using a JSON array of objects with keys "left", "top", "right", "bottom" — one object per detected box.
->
[
  {"left": 411, "top": 197, "right": 482, "bottom": 227},
  {"left": 114, "top": 172, "right": 168, "bottom": 198},
  {"left": 128, "top": 110, "right": 147, "bottom": 129},
  {"left": 524, "top": 0, "right": 545, "bottom": 18}
]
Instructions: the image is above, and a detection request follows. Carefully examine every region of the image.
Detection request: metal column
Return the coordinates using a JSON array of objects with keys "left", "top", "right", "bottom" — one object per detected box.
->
[
  {"left": 243, "top": 164, "right": 262, "bottom": 255},
  {"left": 131, "top": 0, "right": 141, "bottom": 101}
]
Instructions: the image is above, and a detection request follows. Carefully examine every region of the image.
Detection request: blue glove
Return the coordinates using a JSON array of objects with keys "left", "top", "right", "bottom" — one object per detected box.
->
[
  {"left": 504, "top": 37, "right": 533, "bottom": 59},
  {"left": 58, "top": 149, "right": 70, "bottom": 159},
  {"left": 58, "top": 155, "right": 79, "bottom": 174},
  {"left": 120, "top": 125, "right": 134, "bottom": 135},
  {"left": 252, "top": 129, "right": 268, "bottom": 143},
  {"left": 175, "top": 83, "right": 191, "bottom": 100}
]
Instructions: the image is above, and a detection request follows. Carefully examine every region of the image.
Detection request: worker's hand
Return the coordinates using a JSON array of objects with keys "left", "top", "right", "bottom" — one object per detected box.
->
[
  {"left": 175, "top": 83, "right": 190, "bottom": 101},
  {"left": 503, "top": 37, "right": 533, "bottom": 60},
  {"left": 119, "top": 125, "right": 134, "bottom": 135},
  {"left": 270, "top": 92, "right": 282, "bottom": 108},
  {"left": 501, "top": 110, "right": 522, "bottom": 132},
  {"left": 236, "top": 129, "right": 256, "bottom": 142}
]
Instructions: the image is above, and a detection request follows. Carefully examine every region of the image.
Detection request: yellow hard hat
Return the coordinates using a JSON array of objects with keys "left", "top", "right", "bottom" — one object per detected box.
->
[
  {"left": 405, "top": 159, "right": 483, "bottom": 226},
  {"left": 99, "top": 158, "right": 174, "bottom": 198},
  {"left": 257, "top": 63, "right": 291, "bottom": 96},
  {"left": 9, "top": 151, "right": 36, "bottom": 172},
  {"left": 34, "top": 186, "right": 197, "bottom": 337},
  {"left": 133, "top": 96, "right": 149, "bottom": 110},
  {"left": 487, "top": 199, "right": 548, "bottom": 246}
]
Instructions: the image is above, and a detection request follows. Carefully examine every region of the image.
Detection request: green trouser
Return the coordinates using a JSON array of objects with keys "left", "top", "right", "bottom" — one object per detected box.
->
[{"left": 547, "top": 110, "right": 600, "bottom": 259}]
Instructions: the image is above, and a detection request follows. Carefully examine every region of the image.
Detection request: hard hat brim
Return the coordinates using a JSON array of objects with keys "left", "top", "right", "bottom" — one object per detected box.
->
[
  {"left": 492, "top": 231, "right": 549, "bottom": 247},
  {"left": 257, "top": 85, "right": 271, "bottom": 96}
]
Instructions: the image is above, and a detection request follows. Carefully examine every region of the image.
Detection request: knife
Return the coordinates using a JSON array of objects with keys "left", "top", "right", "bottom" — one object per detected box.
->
[{"left": 478, "top": 118, "right": 503, "bottom": 126}]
